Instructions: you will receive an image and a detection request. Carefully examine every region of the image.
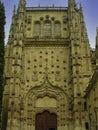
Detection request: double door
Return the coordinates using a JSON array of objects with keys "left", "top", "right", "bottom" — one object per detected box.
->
[{"left": 36, "top": 111, "right": 57, "bottom": 130}]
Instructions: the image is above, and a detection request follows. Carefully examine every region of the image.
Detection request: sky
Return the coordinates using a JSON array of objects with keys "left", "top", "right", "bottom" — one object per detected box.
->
[{"left": 2, "top": 0, "right": 98, "bottom": 48}]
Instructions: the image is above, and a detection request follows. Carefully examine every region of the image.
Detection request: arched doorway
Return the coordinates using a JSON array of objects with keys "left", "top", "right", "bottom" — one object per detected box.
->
[{"left": 35, "top": 110, "right": 57, "bottom": 130}]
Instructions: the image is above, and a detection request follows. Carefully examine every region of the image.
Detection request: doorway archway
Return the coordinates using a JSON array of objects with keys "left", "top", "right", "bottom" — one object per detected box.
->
[{"left": 35, "top": 110, "right": 57, "bottom": 130}]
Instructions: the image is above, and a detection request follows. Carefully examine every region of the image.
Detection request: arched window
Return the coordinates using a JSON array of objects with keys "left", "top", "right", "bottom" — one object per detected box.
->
[
  {"left": 44, "top": 22, "right": 51, "bottom": 37},
  {"left": 54, "top": 21, "right": 61, "bottom": 37},
  {"left": 34, "top": 22, "right": 41, "bottom": 37}
]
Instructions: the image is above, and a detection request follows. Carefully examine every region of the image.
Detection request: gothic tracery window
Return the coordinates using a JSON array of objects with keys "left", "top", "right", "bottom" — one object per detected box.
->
[
  {"left": 44, "top": 22, "right": 51, "bottom": 37},
  {"left": 34, "top": 21, "right": 41, "bottom": 37},
  {"left": 54, "top": 21, "right": 61, "bottom": 37}
]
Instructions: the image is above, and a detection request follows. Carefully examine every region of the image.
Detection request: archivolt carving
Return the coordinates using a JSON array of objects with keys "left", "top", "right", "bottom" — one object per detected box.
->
[
  {"left": 25, "top": 77, "right": 69, "bottom": 101},
  {"left": 21, "top": 77, "right": 69, "bottom": 125},
  {"left": 20, "top": 78, "right": 71, "bottom": 126}
]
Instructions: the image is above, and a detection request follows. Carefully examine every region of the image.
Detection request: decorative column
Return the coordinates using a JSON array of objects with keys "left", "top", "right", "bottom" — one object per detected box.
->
[
  {"left": 95, "top": 107, "right": 98, "bottom": 130},
  {"left": 40, "top": 18, "right": 44, "bottom": 38},
  {"left": 51, "top": 18, "right": 54, "bottom": 38}
]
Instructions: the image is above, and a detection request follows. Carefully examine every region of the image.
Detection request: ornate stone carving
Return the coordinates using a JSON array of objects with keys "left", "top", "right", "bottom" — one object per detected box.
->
[
  {"left": 55, "top": 71, "right": 61, "bottom": 81},
  {"left": 32, "top": 70, "right": 38, "bottom": 81}
]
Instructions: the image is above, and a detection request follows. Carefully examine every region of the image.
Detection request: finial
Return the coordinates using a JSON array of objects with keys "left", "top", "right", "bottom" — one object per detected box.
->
[
  {"left": 18, "top": 0, "right": 26, "bottom": 7},
  {"left": 80, "top": 3, "right": 83, "bottom": 11},
  {"left": 80, "top": 3, "right": 84, "bottom": 20},
  {"left": 52, "top": 4, "right": 55, "bottom": 7},
  {"left": 73, "top": 0, "right": 76, "bottom": 5},
  {"left": 13, "top": 5, "right": 16, "bottom": 15},
  {"left": 96, "top": 27, "right": 98, "bottom": 47},
  {"left": 38, "top": 3, "right": 40, "bottom": 7},
  {"left": 68, "top": 0, "right": 77, "bottom": 8},
  {"left": 96, "top": 27, "right": 98, "bottom": 36},
  {"left": 18, "top": 0, "right": 26, "bottom": 12},
  {"left": 96, "top": 27, "right": 98, "bottom": 61}
]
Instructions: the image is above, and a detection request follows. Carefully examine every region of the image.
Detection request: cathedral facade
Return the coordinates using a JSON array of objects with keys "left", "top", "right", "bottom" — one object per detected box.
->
[{"left": 1, "top": 0, "right": 98, "bottom": 130}]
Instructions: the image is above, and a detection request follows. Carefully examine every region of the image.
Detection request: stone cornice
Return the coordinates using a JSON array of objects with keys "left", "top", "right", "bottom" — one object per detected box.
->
[
  {"left": 24, "top": 38, "right": 69, "bottom": 47},
  {"left": 26, "top": 7, "right": 68, "bottom": 12}
]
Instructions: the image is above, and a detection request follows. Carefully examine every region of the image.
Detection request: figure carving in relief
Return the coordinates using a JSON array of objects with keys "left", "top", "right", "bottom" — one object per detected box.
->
[
  {"left": 32, "top": 70, "right": 38, "bottom": 81},
  {"left": 55, "top": 71, "right": 61, "bottom": 81}
]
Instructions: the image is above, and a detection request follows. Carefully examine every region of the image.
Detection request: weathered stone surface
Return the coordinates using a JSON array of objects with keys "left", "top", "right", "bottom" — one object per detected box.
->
[{"left": 1, "top": 0, "right": 98, "bottom": 130}]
